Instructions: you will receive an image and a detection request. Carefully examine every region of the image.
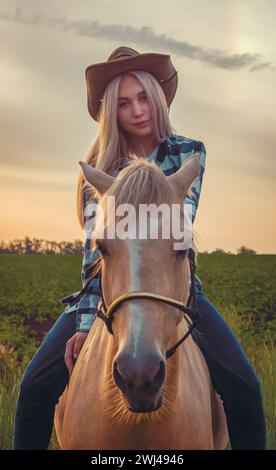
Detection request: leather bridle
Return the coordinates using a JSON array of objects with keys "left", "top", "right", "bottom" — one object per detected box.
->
[
  {"left": 95, "top": 248, "right": 200, "bottom": 359},
  {"left": 70, "top": 249, "right": 200, "bottom": 360}
]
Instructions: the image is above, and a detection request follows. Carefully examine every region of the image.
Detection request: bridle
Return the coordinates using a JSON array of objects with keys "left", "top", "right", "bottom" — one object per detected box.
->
[{"left": 80, "top": 248, "right": 200, "bottom": 360}]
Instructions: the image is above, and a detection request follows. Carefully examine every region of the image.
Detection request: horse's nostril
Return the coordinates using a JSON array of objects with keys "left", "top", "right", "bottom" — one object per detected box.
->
[
  {"left": 152, "top": 360, "right": 165, "bottom": 390},
  {"left": 114, "top": 361, "right": 124, "bottom": 388},
  {"left": 114, "top": 361, "right": 134, "bottom": 393}
]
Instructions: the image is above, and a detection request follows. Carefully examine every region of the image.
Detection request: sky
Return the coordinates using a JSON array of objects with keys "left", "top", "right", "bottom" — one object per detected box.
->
[{"left": 0, "top": 0, "right": 275, "bottom": 253}]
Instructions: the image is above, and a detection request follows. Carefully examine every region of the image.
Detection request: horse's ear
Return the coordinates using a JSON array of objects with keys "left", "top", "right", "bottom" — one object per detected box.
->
[
  {"left": 167, "top": 154, "right": 200, "bottom": 198},
  {"left": 79, "top": 161, "right": 115, "bottom": 195}
]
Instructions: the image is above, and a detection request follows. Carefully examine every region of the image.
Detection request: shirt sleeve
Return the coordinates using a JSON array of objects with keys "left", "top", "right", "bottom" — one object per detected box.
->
[
  {"left": 76, "top": 190, "right": 102, "bottom": 332},
  {"left": 183, "top": 141, "right": 206, "bottom": 223}
]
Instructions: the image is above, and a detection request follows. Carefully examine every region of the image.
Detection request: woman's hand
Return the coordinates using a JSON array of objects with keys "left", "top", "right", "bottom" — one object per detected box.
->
[{"left": 64, "top": 331, "right": 89, "bottom": 376}]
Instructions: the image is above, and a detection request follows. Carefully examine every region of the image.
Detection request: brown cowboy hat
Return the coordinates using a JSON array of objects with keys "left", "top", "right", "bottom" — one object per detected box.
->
[{"left": 85, "top": 46, "right": 178, "bottom": 121}]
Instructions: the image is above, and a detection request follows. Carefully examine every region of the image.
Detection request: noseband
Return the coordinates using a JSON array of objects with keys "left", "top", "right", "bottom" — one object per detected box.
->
[
  {"left": 68, "top": 249, "right": 200, "bottom": 360},
  {"left": 95, "top": 249, "right": 200, "bottom": 359}
]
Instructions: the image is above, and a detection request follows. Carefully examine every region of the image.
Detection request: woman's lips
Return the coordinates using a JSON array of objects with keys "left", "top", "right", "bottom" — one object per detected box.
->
[{"left": 134, "top": 120, "right": 150, "bottom": 127}]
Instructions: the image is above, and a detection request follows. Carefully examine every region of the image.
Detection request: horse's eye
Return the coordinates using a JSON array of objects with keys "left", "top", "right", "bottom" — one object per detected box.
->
[
  {"left": 175, "top": 249, "right": 189, "bottom": 258},
  {"left": 95, "top": 240, "right": 108, "bottom": 256}
]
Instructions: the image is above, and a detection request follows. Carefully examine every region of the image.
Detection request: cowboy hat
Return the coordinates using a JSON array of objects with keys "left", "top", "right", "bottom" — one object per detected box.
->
[{"left": 85, "top": 46, "right": 178, "bottom": 121}]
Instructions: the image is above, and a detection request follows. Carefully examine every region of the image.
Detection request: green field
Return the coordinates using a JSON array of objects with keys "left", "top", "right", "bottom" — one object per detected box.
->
[{"left": 0, "top": 253, "right": 275, "bottom": 449}]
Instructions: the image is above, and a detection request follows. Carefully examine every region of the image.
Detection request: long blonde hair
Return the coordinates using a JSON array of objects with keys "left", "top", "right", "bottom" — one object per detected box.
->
[{"left": 77, "top": 70, "right": 177, "bottom": 229}]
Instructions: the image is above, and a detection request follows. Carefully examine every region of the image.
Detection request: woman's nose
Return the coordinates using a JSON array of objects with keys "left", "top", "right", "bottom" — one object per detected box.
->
[{"left": 132, "top": 101, "right": 143, "bottom": 117}]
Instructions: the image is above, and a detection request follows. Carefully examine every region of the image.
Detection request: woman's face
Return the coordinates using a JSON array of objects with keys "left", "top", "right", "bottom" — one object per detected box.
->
[{"left": 117, "top": 73, "right": 153, "bottom": 137}]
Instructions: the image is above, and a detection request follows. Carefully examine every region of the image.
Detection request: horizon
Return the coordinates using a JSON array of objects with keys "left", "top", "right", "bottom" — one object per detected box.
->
[{"left": 1, "top": 235, "right": 275, "bottom": 255}]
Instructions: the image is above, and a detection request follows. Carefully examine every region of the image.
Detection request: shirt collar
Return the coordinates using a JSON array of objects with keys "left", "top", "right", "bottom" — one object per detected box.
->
[{"left": 119, "top": 134, "right": 173, "bottom": 170}]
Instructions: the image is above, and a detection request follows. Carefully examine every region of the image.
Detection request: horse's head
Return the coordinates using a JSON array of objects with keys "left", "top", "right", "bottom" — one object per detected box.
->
[{"left": 79, "top": 154, "right": 200, "bottom": 413}]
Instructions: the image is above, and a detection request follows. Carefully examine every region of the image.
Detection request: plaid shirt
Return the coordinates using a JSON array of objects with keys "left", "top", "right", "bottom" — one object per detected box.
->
[{"left": 60, "top": 133, "right": 206, "bottom": 331}]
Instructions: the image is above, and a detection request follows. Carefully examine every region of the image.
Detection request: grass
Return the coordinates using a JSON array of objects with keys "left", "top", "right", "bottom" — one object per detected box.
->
[{"left": 0, "top": 253, "right": 275, "bottom": 449}]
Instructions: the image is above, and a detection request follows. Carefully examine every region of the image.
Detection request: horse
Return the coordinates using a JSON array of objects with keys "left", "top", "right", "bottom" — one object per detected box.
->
[{"left": 54, "top": 154, "right": 228, "bottom": 450}]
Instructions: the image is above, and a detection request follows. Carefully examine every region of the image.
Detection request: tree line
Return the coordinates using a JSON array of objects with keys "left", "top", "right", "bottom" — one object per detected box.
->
[
  {"left": 0, "top": 237, "right": 257, "bottom": 255},
  {"left": 0, "top": 237, "right": 84, "bottom": 254}
]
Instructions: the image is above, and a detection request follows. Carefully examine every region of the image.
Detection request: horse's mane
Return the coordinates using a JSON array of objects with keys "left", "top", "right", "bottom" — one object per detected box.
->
[
  {"left": 90, "top": 156, "right": 170, "bottom": 248},
  {"left": 108, "top": 156, "right": 171, "bottom": 206},
  {"left": 90, "top": 155, "right": 199, "bottom": 263}
]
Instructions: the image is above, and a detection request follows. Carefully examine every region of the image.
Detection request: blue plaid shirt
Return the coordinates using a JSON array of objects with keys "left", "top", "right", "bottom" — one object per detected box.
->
[{"left": 60, "top": 133, "right": 206, "bottom": 331}]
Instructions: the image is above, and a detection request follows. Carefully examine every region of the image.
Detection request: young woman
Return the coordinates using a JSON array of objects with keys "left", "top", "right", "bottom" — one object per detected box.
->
[{"left": 13, "top": 46, "right": 266, "bottom": 450}]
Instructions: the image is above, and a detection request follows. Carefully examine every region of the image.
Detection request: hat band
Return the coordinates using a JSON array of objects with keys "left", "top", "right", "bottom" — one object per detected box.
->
[
  {"left": 159, "top": 70, "right": 177, "bottom": 83},
  {"left": 113, "top": 53, "right": 136, "bottom": 60}
]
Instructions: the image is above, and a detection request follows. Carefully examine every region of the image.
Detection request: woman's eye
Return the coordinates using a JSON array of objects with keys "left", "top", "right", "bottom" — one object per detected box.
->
[{"left": 119, "top": 96, "right": 147, "bottom": 108}]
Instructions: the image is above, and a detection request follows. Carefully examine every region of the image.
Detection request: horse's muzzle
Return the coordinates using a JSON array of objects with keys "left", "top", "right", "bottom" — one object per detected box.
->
[
  {"left": 113, "top": 353, "right": 166, "bottom": 413},
  {"left": 128, "top": 395, "right": 163, "bottom": 413}
]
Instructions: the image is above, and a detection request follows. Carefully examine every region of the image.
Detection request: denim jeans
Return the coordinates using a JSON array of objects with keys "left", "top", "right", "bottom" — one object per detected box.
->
[
  {"left": 192, "top": 276, "right": 266, "bottom": 450},
  {"left": 13, "top": 277, "right": 266, "bottom": 449}
]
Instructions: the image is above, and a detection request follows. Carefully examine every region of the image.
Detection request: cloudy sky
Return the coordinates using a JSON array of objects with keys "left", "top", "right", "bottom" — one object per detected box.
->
[{"left": 0, "top": 0, "right": 275, "bottom": 253}]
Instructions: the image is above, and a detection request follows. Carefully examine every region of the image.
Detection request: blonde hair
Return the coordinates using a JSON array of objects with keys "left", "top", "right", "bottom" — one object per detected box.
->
[
  {"left": 77, "top": 70, "right": 177, "bottom": 229},
  {"left": 92, "top": 156, "right": 171, "bottom": 248},
  {"left": 90, "top": 156, "right": 198, "bottom": 265}
]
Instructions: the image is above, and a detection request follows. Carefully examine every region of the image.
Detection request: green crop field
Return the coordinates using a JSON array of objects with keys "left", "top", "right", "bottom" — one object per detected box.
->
[{"left": 0, "top": 253, "right": 275, "bottom": 449}]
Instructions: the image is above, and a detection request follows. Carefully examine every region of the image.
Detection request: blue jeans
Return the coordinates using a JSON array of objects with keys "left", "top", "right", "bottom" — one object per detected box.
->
[
  {"left": 192, "top": 276, "right": 266, "bottom": 450},
  {"left": 13, "top": 278, "right": 266, "bottom": 449}
]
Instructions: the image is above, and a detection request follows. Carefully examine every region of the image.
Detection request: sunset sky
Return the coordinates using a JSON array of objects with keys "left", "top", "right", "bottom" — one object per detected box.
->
[{"left": 0, "top": 0, "right": 275, "bottom": 253}]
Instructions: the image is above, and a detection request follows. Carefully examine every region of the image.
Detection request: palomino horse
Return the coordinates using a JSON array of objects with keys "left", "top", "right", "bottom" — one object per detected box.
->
[{"left": 54, "top": 154, "right": 228, "bottom": 449}]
